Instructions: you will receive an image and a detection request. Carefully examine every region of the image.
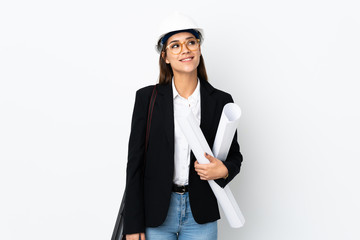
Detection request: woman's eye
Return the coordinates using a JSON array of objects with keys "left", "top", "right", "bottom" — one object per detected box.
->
[
  {"left": 188, "top": 40, "right": 196, "bottom": 45},
  {"left": 171, "top": 44, "right": 180, "bottom": 49}
]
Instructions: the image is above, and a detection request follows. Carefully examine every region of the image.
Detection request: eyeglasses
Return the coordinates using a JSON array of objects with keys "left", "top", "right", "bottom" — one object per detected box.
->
[{"left": 165, "top": 38, "right": 200, "bottom": 55}]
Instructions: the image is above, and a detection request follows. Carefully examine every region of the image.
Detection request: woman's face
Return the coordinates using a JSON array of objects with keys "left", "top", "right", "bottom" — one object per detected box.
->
[{"left": 162, "top": 32, "right": 201, "bottom": 76}]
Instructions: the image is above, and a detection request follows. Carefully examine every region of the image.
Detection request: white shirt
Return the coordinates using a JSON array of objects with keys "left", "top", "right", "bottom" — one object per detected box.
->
[{"left": 172, "top": 78, "right": 201, "bottom": 186}]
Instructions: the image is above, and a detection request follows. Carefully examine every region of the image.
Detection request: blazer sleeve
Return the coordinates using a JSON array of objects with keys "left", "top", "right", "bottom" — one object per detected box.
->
[
  {"left": 123, "top": 89, "right": 148, "bottom": 234},
  {"left": 215, "top": 94, "right": 243, "bottom": 188}
]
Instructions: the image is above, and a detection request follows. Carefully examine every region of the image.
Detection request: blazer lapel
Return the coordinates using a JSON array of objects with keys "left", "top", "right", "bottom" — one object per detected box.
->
[
  {"left": 200, "top": 79, "right": 217, "bottom": 147},
  {"left": 156, "top": 83, "right": 175, "bottom": 152}
]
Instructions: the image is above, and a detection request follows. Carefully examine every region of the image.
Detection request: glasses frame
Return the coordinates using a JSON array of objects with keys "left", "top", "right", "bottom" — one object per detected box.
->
[{"left": 165, "top": 38, "right": 200, "bottom": 55}]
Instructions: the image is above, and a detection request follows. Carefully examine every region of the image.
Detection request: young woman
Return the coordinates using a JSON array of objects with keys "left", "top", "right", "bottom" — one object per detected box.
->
[{"left": 123, "top": 13, "right": 243, "bottom": 240}]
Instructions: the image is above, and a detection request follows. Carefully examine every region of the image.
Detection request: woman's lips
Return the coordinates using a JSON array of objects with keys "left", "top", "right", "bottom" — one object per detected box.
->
[{"left": 179, "top": 57, "right": 194, "bottom": 62}]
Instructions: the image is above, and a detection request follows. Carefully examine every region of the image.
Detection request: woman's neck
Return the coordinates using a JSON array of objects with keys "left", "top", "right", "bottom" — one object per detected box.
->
[{"left": 173, "top": 71, "right": 198, "bottom": 99}]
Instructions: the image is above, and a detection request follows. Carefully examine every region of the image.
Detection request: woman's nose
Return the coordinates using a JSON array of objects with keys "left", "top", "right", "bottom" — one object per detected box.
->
[{"left": 180, "top": 43, "right": 191, "bottom": 54}]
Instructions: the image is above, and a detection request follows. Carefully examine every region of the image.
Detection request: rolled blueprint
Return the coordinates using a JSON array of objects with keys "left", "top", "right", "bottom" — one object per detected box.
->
[
  {"left": 212, "top": 103, "right": 242, "bottom": 161},
  {"left": 212, "top": 103, "right": 244, "bottom": 227},
  {"left": 176, "top": 103, "right": 245, "bottom": 228}
]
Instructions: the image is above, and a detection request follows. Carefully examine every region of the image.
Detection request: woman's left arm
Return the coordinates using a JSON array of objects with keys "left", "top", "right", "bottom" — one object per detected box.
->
[
  {"left": 194, "top": 130, "right": 242, "bottom": 188},
  {"left": 214, "top": 130, "right": 243, "bottom": 188}
]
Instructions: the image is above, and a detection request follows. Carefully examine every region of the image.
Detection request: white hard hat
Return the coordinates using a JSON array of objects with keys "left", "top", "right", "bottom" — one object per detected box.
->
[{"left": 155, "top": 12, "right": 204, "bottom": 53}]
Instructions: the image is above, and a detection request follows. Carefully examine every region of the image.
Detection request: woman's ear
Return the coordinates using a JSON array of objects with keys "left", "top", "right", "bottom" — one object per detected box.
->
[{"left": 162, "top": 51, "right": 170, "bottom": 64}]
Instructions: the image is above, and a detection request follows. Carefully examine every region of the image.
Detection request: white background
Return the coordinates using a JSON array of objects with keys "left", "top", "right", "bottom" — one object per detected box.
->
[{"left": 1, "top": 0, "right": 359, "bottom": 239}]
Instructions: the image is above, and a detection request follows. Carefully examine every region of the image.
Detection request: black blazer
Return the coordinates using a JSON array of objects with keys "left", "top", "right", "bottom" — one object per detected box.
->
[{"left": 123, "top": 79, "right": 243, "bottom": 234}]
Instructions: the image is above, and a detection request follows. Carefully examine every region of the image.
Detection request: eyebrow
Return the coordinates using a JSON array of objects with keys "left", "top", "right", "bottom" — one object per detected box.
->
[{"left": 168, "top": 36, "right": 196, "bottom": 45}]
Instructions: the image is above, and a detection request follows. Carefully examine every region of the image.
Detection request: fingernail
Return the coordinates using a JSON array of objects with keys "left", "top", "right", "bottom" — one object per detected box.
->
[{"left": 205, "top": 152, "right": 208, "bottom": 156}]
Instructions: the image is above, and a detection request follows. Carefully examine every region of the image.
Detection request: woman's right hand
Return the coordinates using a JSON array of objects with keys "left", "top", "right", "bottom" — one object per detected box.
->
[{"left": 126, "top": 233, "right": 145, "bottom": 240}]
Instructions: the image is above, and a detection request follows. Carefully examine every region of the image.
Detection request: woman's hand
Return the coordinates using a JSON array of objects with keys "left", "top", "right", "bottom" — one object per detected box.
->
[
  {"left": 194, "top": 153, "right": 229, "bottom": 180},
  {"left": 126, "top": 233, "right": 145, "bottom": 240}
]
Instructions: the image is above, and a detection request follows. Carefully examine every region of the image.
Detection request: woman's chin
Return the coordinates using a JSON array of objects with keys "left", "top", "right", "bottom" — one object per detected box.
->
[{"left": 173, "top": 66, "right": 198, "bottom": 75}]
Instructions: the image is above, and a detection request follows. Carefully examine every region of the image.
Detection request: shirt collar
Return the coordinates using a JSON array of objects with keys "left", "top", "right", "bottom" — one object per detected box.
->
[{"left": 172, "top": 77, "right": 200, "bottom": 100}]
